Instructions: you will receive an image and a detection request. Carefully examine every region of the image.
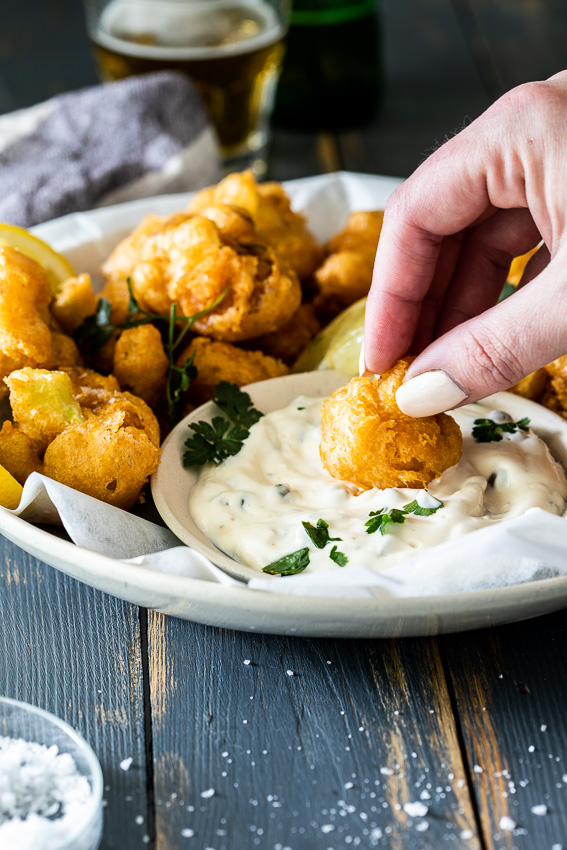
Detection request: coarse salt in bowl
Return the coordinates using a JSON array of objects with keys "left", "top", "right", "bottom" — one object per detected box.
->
[{"left": 0, "top": 697, "right": 103, "bottom": 850}]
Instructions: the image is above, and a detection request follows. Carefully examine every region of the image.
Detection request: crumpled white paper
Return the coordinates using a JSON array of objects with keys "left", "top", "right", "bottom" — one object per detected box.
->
[{"left": 10, "top": 172, "right": 567, "bottom": 599}]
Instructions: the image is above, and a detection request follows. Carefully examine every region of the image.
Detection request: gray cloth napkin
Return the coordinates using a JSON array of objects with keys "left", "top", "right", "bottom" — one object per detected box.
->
[{"left": 0, "top": 71, "right": 220, "bottom": 227}]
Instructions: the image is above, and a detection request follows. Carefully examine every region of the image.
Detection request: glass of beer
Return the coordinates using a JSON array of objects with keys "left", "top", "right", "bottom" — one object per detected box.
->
[{"left": 83, "top": 0, "right": 289, "bottom": 175}]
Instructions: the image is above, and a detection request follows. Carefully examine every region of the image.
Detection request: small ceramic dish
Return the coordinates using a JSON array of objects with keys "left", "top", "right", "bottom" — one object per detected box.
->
[
  {"left": 151, "top": 370, "right": 567, "bottom": 584},
  {"left": 0, "top": 696, "right": 103, "bottom": 850}
]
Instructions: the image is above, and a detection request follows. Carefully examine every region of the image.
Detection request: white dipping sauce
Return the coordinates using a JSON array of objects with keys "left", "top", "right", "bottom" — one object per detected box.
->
[{"left": 188, "top": 396, "right": 567, "bottom": 574}]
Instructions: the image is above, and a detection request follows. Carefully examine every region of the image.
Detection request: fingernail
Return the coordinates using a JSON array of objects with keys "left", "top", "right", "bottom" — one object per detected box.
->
[
  {"left": 395, "top": 371, "right": 468, "bottom": 417},
  {"left": 358, "top": 338, "right": 366, "bottom": 376}
]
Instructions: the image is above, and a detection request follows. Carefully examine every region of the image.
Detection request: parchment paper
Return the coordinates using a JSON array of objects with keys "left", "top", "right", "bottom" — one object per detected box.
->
[{"left": 11, "top": 172, "right": 567, "bottom": 599}]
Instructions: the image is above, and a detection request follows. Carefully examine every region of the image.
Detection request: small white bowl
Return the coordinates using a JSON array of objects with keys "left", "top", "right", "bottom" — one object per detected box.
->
[{"left": 0, "top": 697, "right": 103, "bottom": 850}]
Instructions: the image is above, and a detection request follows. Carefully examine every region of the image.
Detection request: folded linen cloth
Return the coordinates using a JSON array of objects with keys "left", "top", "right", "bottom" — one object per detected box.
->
[{"left": 0, "top": 71, "right": 220, "bottom": 227}]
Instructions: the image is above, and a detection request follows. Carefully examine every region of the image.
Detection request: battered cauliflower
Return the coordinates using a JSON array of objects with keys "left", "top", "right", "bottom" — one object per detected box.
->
[
  {"left": 313, "top": 211, "right": 384, "bottom": 320},
  {"left": 50, "top": 273, "right": 98, "bottom": 334},
  {"left": 113, "top": 324, "right": 169, "bottom": 407},
  {"left": 251, "top": 303, "right": 321, "bottom": 365},
  {"left": 0, "top": 421, "right": 42, "bottom": 486},
  {"left": 319, "top": 359, "right": 462, "bottom": 490},
  {"left": 0, "top": 247, "right": 54, "bottom": 386},
  {"left": 177, "top": 336, "right": 288, "bottom": 405}
]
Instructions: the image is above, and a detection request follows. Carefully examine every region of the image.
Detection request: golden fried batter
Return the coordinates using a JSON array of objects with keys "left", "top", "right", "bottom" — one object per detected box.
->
[
  {"left": 113, "top": 324, "right": 168, "bottom": 407},
  {"left": 313, "top": 211, "right": 384, "bottom": 314},
  {"left": 189, "top": 171, "right": 323, "bottom": 280},
  {"left": 0, "top": 248, "right": 54, "bottom": 385},
  {"left": 62, "top": 366, "right": 121, "bottom": 411},
  {"left": 43, "top": 403, "right": 159, "bottom": 510},
  {"left": 0, "top": 421, "right": 42, "bottom": 485},
  {"left": 51, "top": 332, "right": 81, "bottom": 368},
  {"left": 101, "top": 214, "right": 165, "bottom": 282},
  {"left": 50, "top": 273, "right": 98, "bottom": 334},
  {"left": 320, "top": 360, "right": 462, "bottom": 490},
  {"left": 178, "top": 336, "right": 288, "bottom": 405},
  {"left": 510, "top": 369, "right": 549, "bottom": 401},
  {"left": 129, "top": 212, "right": 301, "bottom": 342},
  {"left": 251, "top": 303, "right": 321, "bottom": 365},
  {"left": 5, "top": 368, "right": 85, "bottom": 450}
]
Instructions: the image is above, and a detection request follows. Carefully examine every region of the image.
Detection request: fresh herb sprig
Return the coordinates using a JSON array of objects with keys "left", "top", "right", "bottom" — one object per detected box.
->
[
  {"left": 183, "top": 382, "right": 263, "bottom": 467},
  {"left": 365, "top": 499, "right": 444, "bottom": 535},
  {"left": 262, "top": 547, "right": 310, "bottom": 576},
  {"left": 329, "top": 545, "right": 348, "bottom": 567},
  {"left": 74, "top": 279, "right": 228, "bottom": 426},
  {"left": 472, "top": 417, "right": 530, "bottom": 443},
  {"left": 302, "top": 518, "right": 342, "bottom": 549}
]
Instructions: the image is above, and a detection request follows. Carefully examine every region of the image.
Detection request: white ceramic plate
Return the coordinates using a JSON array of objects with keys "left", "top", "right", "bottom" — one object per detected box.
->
[{"left": 1, "top": 171, "right": 567, "bottom": 637}]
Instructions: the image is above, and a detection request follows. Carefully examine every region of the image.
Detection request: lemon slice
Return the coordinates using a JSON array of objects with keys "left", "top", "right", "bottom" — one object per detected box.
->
[
  {"left": 0, "top": 222, "right": 75, "bottom": 292},
  {"left": 507, "top": 243, "right": 541, "bottom": 287},
  {"left": 0, "top": 463, "right": 23, "bottom": 510},
  {"left": 293, "top": 298, "right": 366, "bottom": 377}
]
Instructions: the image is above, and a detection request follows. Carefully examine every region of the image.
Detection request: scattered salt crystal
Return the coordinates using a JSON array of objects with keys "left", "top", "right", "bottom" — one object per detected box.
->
[
  {"left": 528, "top": 745, "right": 535, "bottom": 753},
  {"left": 541, "top": 724, "right": 547, "bottom": 732},
  {"left": 135, "top": 815, "right": 144, "bottom": 825},
  {"left": 119, "top": 757, "right": 133, "bottom": 771},
  {"left": 415, "top": 821, "right": 429, "bottom": 832},
  {"left": 419, "top": 790, "right": 431, "bottom": 800},
  {"left": 552, "top": 844, "right": 563, "bottom": 850},
  {"left": 0, "top": 735, "right": 94, "bottom": 849},
  {"left": 499, "top": 816, "right": 516, "bottom": 831},
  {"left": 286, "top": 670, "right": 294, "bottom": 677},
  {"left": 321, "top": 824, "right": 334, "bottom": 833},
  {"left": 473, "top": 765, "right": 483, "bottom": 773},
  {"left": 531, "top": 804, "right": 547, "bottom": 816},
  {"left": 243, "top": 660, "right": 251, "bottom": 665},
  {"left": 200, "top": 788, "right": 215, "bottom": 799},
  {"left": 380, "top": 767, "right": 393, "bottom": 776},
  {"left": 403, "top": 801, "right": 428, "bottom": 818},
  {"left": 344, "top": 782, "right": 354, "bottom": 790},
  {"left": 460, "top": 829, "right": 473, "bottom": 839},
  {"left": 181, "top": 828, "right": 195, "bottom": 837}
]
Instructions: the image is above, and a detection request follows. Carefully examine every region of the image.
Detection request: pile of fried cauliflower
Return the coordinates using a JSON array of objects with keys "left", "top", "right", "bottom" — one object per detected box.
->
[{"left": 0, "top": 171, "right": 384, "bottom": 509}]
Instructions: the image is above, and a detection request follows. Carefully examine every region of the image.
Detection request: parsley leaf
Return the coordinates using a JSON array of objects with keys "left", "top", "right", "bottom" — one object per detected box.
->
[
  {"left": 183, "top": 384, "right": 263, "bottom": 467},
  {"left": 365, "top": 508, "right": 407, "bottom": 535},
  {"left": 403, "top": 499, "right": 444, "bottom": 517},
  {"left": 302, "top": 518, "right": 342, "bottom": 549},
  {"left": 472, "top": 416, "right": 530, "bottom": 443},
  {"left": 73, "top": 298, "right": 115, "bottom": 356},
  {"left": 182, "top": 417, "right": 250, "bottom": 466},
  {"left": 262, "top": 547, "right": 310, "bottom": 576},
  {"left": 329, "top": 545, "right": 348, "bottom": 567},
  {"left": 213, "top": 381, "right": 263, "bottom": 430}
]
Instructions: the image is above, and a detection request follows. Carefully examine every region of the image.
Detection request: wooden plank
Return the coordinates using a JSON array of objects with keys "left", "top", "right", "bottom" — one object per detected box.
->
[
  {"left": 0, "top": 540, "right": 150, "bottom": 850},
  {"left": 337, "top": 0, "right": 491, "bottom": 177},
  {"left": 452, "top": 0, "right": 567, "bottom": 98},
  {"left": 148, "top": 614, "right": 483, "bottom": 849},
  {"left": 441, "top": 610, "right": 567, "bottom": 849}
]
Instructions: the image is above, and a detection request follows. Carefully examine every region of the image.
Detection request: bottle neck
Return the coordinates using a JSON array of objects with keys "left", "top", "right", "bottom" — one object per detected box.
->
[{"left": 289, "top": 0, "right": 377, "bottom": 26}]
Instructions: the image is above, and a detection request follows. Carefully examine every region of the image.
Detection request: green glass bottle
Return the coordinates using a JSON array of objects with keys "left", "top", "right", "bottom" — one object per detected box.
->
[{"left": 273, "top": 0, "right": 382, "bottom": 130}]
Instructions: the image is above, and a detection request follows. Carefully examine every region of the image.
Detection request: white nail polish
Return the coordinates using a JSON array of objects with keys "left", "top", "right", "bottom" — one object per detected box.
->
[
  {"left": 395, "top": 371, "right": 468, "bottom": 417},
  {"left": 358, "top": 338, "right": 366, "bottom": 376}
]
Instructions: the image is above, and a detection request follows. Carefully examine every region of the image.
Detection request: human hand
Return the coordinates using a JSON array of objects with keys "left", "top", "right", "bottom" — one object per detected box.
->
[{"left": 362, "top": 71, "right": 567, "bottom": 417}]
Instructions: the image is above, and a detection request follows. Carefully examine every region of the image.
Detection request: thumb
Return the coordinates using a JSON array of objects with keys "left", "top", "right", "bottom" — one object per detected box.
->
[{"left": 395, "top": 259, "right": 567, "bottom": 417}]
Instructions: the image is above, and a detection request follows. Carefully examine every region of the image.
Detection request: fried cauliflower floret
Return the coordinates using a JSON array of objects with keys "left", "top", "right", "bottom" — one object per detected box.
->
[
  {"left": 51, "top": 332, "right": 81, "bottom": 368},
  {"left": 50, "top": 274, "right": 98, "bottom": 334},
  {"left": 255, "top": 182, "right": 323, "bottom": 281},
  {"left": 98, "top": 277, "right": 132, "bottom": 325},
  {"left": 43, "top": 403, "right": 160, "bottom": 510},
  {"left": 62, "top": 366, "right": 121, "bottom": 411},
  {"left": 130, "top": 212, "right": 301, "bottom": 342},
  {"left": 319, "top": 360, "right": 462, "bottom": 490},
  {"left": 178, "top": 336, "right": 288, "bottom": 405},
  {"left": 0, "top": 248, "right": 54, "bottom": 386},
  {"left": 510, "top": 368, "right": 549, "bottom": 401},
  {"left": 313, "top": 211, "right": 384, "bottom": 313},
  {"left": 189, "top": 171, "right": 322, "bottom": 280},
  {"left": 251, "top": 303, "right": 321, "bottom": 365},
  {"left": 112, "top": 324, "right": 168, "bottom": 407},
  {"left": 5, "top": 368, "right": 85, "bottom": 450},
  {"left": 188, "top": 170, "right": 259, "bottom": 217},
  {"left": 101, "top": 214, "right": 165, "bottom": 282},
  {"left": 0, "top": 421, "right": 42, "bottom": 485}
]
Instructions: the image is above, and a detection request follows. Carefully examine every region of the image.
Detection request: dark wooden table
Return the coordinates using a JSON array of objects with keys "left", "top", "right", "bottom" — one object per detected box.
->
[{"left": 2, "top": 1, "right": 567, "bottom": 848}]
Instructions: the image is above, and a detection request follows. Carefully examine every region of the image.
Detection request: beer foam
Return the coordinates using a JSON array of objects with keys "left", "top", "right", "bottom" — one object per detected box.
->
[{"left": 95, "top": 0, "right": 283, "bottom": 60}]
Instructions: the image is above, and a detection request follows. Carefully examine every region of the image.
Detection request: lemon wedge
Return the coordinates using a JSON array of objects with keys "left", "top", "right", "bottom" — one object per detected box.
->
[
  {"left": 0, "top": 222, "right": 75, "bottom": 292},
  {"left": 0, "top": 463, "right": 23, "bottom": 510},
  {"left": 507, "top": 243, "right": 541, "bottom": 288},
  {"left": 293, "top": 298, "right": 366, "bottom": 377}
]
